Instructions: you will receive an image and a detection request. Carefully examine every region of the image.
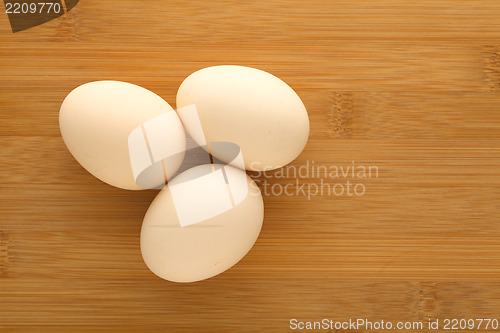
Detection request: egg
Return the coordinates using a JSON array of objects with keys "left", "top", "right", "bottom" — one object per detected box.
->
[
  {"left": 140, "top": 164, "right": 264, "bottom": 282},
  {"left": 59, "top": 81, "right": 186, "bottom": 190},
  {"left": 176, "top": 65, "right": 310, "bottom": 172}
]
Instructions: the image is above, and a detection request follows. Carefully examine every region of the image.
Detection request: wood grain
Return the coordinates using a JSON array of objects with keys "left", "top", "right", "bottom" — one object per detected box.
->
[{"left": 1, "top": 0, "right": 500, "bottom": 331}]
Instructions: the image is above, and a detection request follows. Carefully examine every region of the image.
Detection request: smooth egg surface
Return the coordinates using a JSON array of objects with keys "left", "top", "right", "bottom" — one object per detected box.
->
[
  {"left": 59, "top": 81, "right": 186, "bottom": 190},
  {"left": 140, "top": 164, "right": 264, "bottom": 283},
  {"left": 176, "top": 65, "right": 309, "bottom": 171}
]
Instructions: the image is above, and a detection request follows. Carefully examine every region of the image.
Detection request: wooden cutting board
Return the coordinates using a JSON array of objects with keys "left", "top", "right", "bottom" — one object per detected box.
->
[{"left": 1, "top": 1, "right": 500, "bottom": 331}]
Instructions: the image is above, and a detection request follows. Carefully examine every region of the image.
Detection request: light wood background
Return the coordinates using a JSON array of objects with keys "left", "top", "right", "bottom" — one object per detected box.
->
[{"left": 1, "top": 1, "right": 500, "bottom": 332}]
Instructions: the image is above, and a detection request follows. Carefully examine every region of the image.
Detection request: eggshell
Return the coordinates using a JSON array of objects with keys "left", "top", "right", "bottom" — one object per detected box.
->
[
  {"left": 140, "top": 164, "right": 264, "bottom": 283},
  {"left": 176, "top": 65, "right": 309, "bottom": 171},
  {"left": 59, "top": 81, "right": 186, "bottom": 190}
]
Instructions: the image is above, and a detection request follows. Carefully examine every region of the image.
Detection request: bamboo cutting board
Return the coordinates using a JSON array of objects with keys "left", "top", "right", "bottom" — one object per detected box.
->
[{"left": 1, "top": 1, "right": 500, "bottom": 332}]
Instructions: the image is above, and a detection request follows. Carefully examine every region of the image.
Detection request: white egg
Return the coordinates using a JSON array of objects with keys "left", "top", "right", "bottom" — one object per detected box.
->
[
  {"left": 59, "top": 81, "right": 186, "bottom": 190},
  {"left": 140, "top": 164, "right": 264, "bottom": 283},
  {"left": 176, "top": 65, "right": 310, "bottom": 171}
]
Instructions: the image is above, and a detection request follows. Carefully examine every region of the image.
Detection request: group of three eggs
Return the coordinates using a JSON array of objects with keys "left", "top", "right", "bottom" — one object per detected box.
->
[{"left": 59, "top": 65, "right": 310, "bottom": 282}]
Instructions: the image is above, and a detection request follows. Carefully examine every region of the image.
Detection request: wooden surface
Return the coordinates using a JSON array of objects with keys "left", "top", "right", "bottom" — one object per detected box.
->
[{"left": 1, "top": 1, "right": 500, "bottom": 331}]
